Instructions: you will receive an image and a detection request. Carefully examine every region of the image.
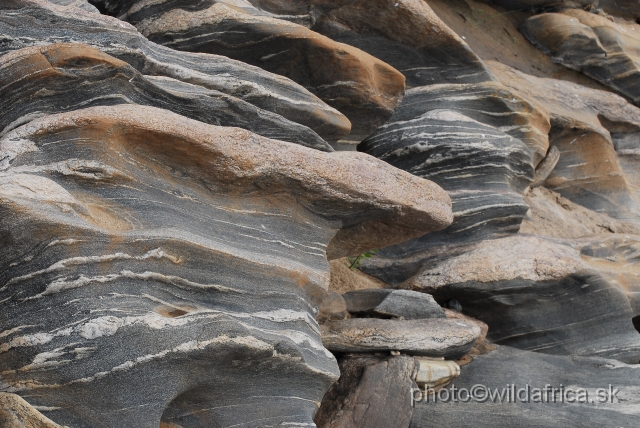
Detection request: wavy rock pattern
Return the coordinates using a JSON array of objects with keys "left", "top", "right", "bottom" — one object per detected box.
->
[
  {"left": 0, "top": 0, "right": 351, "bottom": 143},
  {"left": 93, "top": 0, "right": 406, "bottom": 141},
  {"left": 522, "top": 10, "right": 640, "bottom": 106},
  {"left": 0, "top": 43, "right": 332, "bottom": 151},
  {"left": 490, "top": 61, "right": 640, "bottom": 222},
  {"left": 491, "top": 0, "right": 640, "bottom": 19},
  {"left": 401, "top": 235, "right": 640, "bottom": 363},
  {"left": 412, "top": 346, "right": 640, "bottom": 427},
  {"left": 0, "top": 104, "right": 451, "bottom": 427},
  {"left": 358, "top": 83, "right": 546, "bottom": 259}
]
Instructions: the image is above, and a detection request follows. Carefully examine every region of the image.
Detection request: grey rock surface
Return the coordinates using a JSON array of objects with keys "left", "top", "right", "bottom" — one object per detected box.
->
[
  {"left": 0, "top": 43, "right": 332, "bottom": 151},
  {"left": 402, "top": 234, "right": 640, "bottom": 364},
  {"left": 522, "top": 10, "right": 640, "bottom": 106},
  {"left": 0, "top": 104, "right": 452, "bottom": 427},
  {"left": 315, "top": 354, "right": 417, "bottom": 428},
  {"left": 412, "top": 345, "right": 640, "bottom": 427},
  {"left": 343, "top": 289, "right": 445, "bottom": 320},
  {"left": 0, "top": 0, "right": 352, "bottom": 143},
  {"left": 91, "top": 0, "right": 407, "bottom": 141}
]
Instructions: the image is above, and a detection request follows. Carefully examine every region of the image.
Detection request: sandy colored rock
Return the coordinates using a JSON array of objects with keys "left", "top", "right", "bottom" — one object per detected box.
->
[
  {"left": 329, "top": 259, "right": 389, "bottom": 294},
  {"left": 321, "top": 318, "right": 481, "bottom": 358},
  {"left": 0, "top": 103, "right": 452, "bottom": 427},
  {"left": 0, "top": 393, "right": 64, "bottom": 428},
  {"left": 0, "top": 0, "right": 351, "bottom": 142},
  {"left": 521, "top": 186, "right": 640, "bottom": 239},
  {"left": 522, "top": 10, "right": 640, "bottom": 105},
  {"left": 106, "top": 0, "right": 406, "bottom": 141},
  {"left": 402, "top": 234, "right": 640, "bottom": 363}
]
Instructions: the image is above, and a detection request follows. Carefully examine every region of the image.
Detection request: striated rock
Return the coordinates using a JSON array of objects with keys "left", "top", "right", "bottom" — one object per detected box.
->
[
  {"left": 522, "top": 10, "right": 640, "bottom": 106},
  {"left": 0, "top": 0, "right": 351, "bottom": 143},
  {"left": 490, "top": 61, "right": 640, "bottom": 222},
  {"left": 317, "top": 290, "right": 349, "bottom": 324},
  {"left": 573, "top": 234, "right": 640, "bottom": 316},
  {"left": 358, "top": 94, "right": 534, "bottom": 247},
  {"left": 315, "top": 354, "right": 417, "bottom": 428},
  {"left": 490, "top": 0, "right": 640, "bottom": 19},
  {"left": 412, "top": 345, "right": 640, "bottom": 427},
  {"left": 342, "top": 289, "right": 446, "bottom": 320},
  {"left": 0, "top": 393, "right": 64, "bottom": 428},
  {"left": 401, "top": 234, "right": 640, "bottom": 363},
  {"left": 414, "top": 358, "right": 460, "bottom": 388},
  {"left": 0, "top": 43, "right": 332, "bottom": 150},
  {"left": 321, "top": 318, "right": 481, "bottom": 358},
  {"left": 309, "top": 0, "right": 494, "bottom": 87},
  {"left": 95, "top": 0, "right": 406, "bottom": 141},
  {"left": 0, "top": 104, "right": 452, "bottom": 427}
]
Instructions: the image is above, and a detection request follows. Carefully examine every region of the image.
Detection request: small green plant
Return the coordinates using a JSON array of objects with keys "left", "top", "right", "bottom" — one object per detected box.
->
[{"left": 345, "top": 249, "right": 378, "bottom": 270}]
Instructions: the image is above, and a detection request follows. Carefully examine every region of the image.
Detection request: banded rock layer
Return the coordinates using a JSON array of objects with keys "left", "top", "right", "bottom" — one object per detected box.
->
[
  {"left": 0, "top": 0, "right": 351, "bottom": 143},
  {"left": 93, "top": 0, "right": 407, "bottom": 141},
  {"left": 0, "top": 104, "right": 452, "bottom": 427}
]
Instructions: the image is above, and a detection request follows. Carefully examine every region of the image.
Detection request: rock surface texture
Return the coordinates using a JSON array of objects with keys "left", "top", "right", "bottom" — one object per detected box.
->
[{"left": 2, "top": 0, "right": 640, "bottom": 427}]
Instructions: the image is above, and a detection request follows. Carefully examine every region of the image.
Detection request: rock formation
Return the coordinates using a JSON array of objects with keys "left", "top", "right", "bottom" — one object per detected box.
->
[{"left": 2, "top": 0, "right": 640, "bottom": 427}]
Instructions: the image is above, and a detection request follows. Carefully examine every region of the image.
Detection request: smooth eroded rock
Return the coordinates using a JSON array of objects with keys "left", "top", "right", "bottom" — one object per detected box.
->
[
  {"left": 321, "top": 318, "right": 480, "bottom": 358},
  {"left": 0, "top": 0, "right": 351, "bottom": 142},
  {"left": 315, "top": 354, "right": 417, "bottom": 428},
  {"left": 0, "top": 104, "right": 451, "bottom": 427},
  {"left": 343, "top": 289, "right": 446, "bottom": 319}
]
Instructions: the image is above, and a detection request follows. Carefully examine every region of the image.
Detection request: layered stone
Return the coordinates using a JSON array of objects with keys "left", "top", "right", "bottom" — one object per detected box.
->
[
  {"left": 0, "top": 104, "right": 452, "bottom": 427},
  {"left": 0, "top": 0, "right": 351, "bottom": 142}
]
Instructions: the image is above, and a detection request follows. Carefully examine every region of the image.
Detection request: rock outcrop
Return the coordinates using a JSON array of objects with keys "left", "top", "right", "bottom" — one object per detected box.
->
[
  {"left": 412, "top": 346, "right": 640, "bottom": 427},
  {"left": 91, "top": 0, "right": 407, "bottom": 142},
  {"left": 0, "top": 0, "right": 351, "bottom": 143},
  {"left": 0, "top": 103, "right": 452, "bottom": 427},
  {"left": 522, "top": 10, "right": 640, "bottom": 106},
  {"left": 3, "top": 0, "right": 640, "bottom": 426}
]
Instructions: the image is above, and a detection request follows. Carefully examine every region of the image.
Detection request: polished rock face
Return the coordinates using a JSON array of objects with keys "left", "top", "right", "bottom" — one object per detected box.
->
[
  {"left": 400, "top": 235, "right": 640, "bottom": 364},
  {"left": 0, "top": 104, "right": 452, "bottom": 427},
  {"left": 0, "top": 43, "right": 332, "bottom": 151},
  {"left": 0, "top": 0, "right": 352, "bottom": 143},
  {"left": 522, "top": 10, "right": 640, "bottom": 106},
  {"left": 90, "top": 0, "right": 407, "bottom": 141},
  {"left": 412, "top": 346, "right": 640, "bottom": 428}
]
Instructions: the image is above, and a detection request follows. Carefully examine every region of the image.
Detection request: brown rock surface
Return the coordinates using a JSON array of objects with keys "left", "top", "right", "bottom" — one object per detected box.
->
[
  {"left": 122, "top": 1, "right": 406, "bottom": 141},
  {"left": 328, "top": 259, "right": 388, "bottom": 294},
  {"left": 0, "top": 393, "right": 64, "bottom": 428},
  {"left": 315, "top": 354, "right": 417, "bottom": 428},
  {"left": 320, "top": 318, "right": 481, "bottom": 357}
]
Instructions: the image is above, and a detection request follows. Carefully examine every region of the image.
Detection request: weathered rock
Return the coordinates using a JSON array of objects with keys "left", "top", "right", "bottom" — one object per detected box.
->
[
  {"left": 358, "top": 88, "right": 540, "bottom": 249},
  {"left": 329, "top": 259, "right": 388, "bottom": 294},
  {"left": 522, "top": 10, "right": 640, "bottom": 105},
  {"left": 401, "top": 234, "right": 640, "bottom": 363},
  {"left": 490, "top": 61, "right": 640, "bottom": 222},
  {"left": 491, "top": 0, "right": 640, "bottom": 19},
  {"left": 521, "top": 186, "right": 640, "bottom": 239},
  {"left": 321, "top": 318, "right": 480, "bottom": 358},
  {"left": 0, "top": 393, "right": 64, "bottom": 428},
  {"left": 309, "top": 0, "right": 494, "bottom": 87},
  {"left": 0, "top": 104, "right": 452, "bottom": 427},
  {"left": 95, "top": 0, "right": 406, "bottom": 141},
  {"left": 0, "top": 0, "right": 351, "bottom": 142},
  {"left": 342, "top": 289, "right": 445, "bottom": 320},
  {"left": 414, "top": 358, "right": 460, "bottom": 388},
  {"left": 315, "top": 354, "right": 417, "bottom": 428},
  {"left": 317, "top": 290, "right": 349, "bottom": 324},
  {"left": 0, "top": 43, "right": 332, "bottom": 150},
  {"left": 412, "top": 345, "right": 640, "bottom": 427}
]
